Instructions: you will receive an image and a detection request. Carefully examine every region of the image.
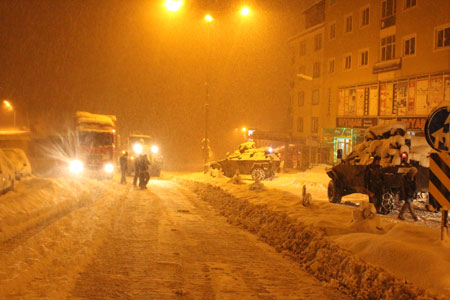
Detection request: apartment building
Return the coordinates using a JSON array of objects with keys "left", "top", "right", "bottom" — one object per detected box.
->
[{"left": 289, "top": 0, "right": 450, "bottom": 165}]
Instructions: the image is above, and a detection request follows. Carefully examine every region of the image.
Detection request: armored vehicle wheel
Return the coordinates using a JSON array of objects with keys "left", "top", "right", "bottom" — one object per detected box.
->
[
  {"left": 251, "top": 168, "right": 266, "bottom": 181},
  {"left": 328, "top": 180, "right": 342, "bottom": 203},
  {"left": 379, "top": 192, "right": 394, "bottom": 215}
]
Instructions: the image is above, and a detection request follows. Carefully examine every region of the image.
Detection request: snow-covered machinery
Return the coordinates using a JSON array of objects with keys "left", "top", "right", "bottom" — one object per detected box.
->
[
  {"left": 326, "top": 123, "right": 430, "bottom": 214},
  {"left": 208, "top": 142, "right": 280, "bottom": 181},
  {"left": 69, "top": 111, "right": 117, "bottom": 178},
  {"left": 127, "top": 134, "right": 162, "bottom": 177}
]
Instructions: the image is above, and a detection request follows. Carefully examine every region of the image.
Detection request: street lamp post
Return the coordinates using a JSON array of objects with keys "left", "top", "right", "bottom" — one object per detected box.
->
[
  {"left": 203, "top": 14, "right": 213, "bottom": 169},
  {"left": 163, "top": 3, "right": 252, "bottom": 168}
]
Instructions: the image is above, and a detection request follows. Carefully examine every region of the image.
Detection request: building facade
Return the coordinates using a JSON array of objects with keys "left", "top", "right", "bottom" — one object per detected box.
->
[{"left": 289, "top": 0, "right": 450, "bottom": 165}]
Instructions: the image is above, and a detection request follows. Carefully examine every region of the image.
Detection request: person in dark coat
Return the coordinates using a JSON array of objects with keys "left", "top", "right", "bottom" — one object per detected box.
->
[
  {"left": 133, "top": 155, "right": 141, "bottom": 186},
  {"left": 364, "top": 155, "right": 385, "bottom": 212},
  {"left": 139, "top": 154, "right": 151, "bottom": 189},
  {"left": 398, "top": 167, "right": 419, "bottom": 221},
  {"left": 119, "top": 151, "right": 128, "bottom": 184}
]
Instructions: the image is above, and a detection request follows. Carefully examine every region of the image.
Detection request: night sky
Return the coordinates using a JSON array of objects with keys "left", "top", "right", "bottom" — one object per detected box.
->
[{"left": 0, "top": 0, "right": 304, "bottom": 168}]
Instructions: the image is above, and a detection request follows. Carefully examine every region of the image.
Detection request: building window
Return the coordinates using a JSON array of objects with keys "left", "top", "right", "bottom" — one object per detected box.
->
[
  {"left": 329, "top": 58, "right": 335, "bottom": 73},
  {"left": 404, "top": 0, "right": 416, "bottom": 9},
  {"left": 345, "top": 15, "right": 353, "bottom": 33},
  {"left": 361, "top": 7, "right": 370, "bottom": 27},
  {"left": 359, "top": 49, "right": 369, "bottom": 66},
  {"left": 311, "top": 117, "right": 319, "bottom": 133},
  {"left": 297, "top": 117, "right": 303, "bottom": 133},
  {"left": 314, "top": 33, "right": 322, "bottom": 51},
  {"left": 403, "top": 35, "right": 416, "bottom": 56},
  {"left": 312, "top": 89, "right": 320, "bottom": 105},
  {"left": 299, "top": 40, "right": 306, "bottom": 56},
  {"left": 382, "top": 0, "right": 396, "bottom": 19},
  {"left": 298, "top": 91, "right": 304, "bottom": 106},
  {"left": 313, "top": 62, "right": 321, "bottom": 78},
  {"left": 344, "top": 54, "right": 352, "bottom": 70},
  {"left": 381, "top": 35, "right": 396, "bottom": 61},
  {"left": 330, "top": 23, "right": 336, "bottom": 39},
  {"left": 435, "top": 25, "right": 450, "bottom": 50}
]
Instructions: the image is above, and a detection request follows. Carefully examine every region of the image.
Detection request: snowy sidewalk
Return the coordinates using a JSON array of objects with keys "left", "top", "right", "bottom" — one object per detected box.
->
[{"left": 178, "top": 171, "right": 450, "bottom": 299}]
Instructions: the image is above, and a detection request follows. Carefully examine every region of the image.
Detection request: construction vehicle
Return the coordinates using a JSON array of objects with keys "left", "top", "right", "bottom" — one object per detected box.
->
[{"left": 127, "top": 134, "right": 162, "bottom": 177}]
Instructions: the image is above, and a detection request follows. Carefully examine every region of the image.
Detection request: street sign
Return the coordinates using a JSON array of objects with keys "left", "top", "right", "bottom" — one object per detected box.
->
[
  {"left": 429, "top": 153, "right": 450, "bottom": 211},
  {"left": 424, "top": 106, "right": 450, "bottom": 152}
]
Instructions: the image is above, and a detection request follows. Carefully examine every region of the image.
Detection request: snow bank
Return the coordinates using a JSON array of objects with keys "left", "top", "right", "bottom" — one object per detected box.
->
[
  {"left": 0, "top": 177, "right": 127, "bottom": 299},
  {"left": 178, "top": 174, "right": 449, "bottom": 299},
  {"left": 0, "top": 177, "right": 101, "bottom": 243}
]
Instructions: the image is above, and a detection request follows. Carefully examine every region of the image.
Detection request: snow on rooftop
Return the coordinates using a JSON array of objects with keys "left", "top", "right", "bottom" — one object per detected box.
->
[{"left": 76, "top": 111, "right": 116, "bottom": 127}]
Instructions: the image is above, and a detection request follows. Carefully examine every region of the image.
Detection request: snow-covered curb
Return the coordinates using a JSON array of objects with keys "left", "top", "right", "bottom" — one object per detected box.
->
[{"left": 178, "top": 179, "right": 445, "bottom": 300}]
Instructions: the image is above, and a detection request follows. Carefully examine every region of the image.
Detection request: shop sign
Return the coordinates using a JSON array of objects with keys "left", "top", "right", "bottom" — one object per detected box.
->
[
  {"left": 336, "top": 117, "right": 377, "bottom": 128},
  {"left": 397, "top": 117, "right": 427, "bottom": 130}
]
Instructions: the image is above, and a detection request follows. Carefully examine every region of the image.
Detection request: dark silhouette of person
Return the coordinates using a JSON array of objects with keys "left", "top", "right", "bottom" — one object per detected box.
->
[
  {"left": 139, "top": 154, "right": 151, "bottom": 189},
  {"left": 398, "top": 167, "right": 419, "bottom": 221},
  {"left": 119, "top": 151, "right": 128, "bottom": 184},
  {"left": 364, "top": 155, "right": 385, "bottom": 212}
]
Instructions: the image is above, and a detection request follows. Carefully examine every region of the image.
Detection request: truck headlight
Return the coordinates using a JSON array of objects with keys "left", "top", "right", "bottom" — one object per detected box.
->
[
  {"left": 133, "top": 143, "right": 143, "bottom": 154},
  {"left": 69, "top": 160, "right": 83, "bottom": 174},
  {"left": 104, "top": 163, "right": 114, "bottom": 173},
  {"left": 151, "top": 145, "right": 159, "bottom": 154}
]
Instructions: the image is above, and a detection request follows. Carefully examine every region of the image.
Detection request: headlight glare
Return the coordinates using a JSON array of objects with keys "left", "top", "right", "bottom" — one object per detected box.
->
[
  {"left": 104, "top": 163, "right": 114, "bottom": 173},
  {"left": 69, "top": 160, "right": 83, "bottom": 174}
]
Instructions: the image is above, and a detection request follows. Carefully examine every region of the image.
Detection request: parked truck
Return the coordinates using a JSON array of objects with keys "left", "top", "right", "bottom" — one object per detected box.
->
[{"left": 68, "top": 111, "right": 117, "bottom": 178}]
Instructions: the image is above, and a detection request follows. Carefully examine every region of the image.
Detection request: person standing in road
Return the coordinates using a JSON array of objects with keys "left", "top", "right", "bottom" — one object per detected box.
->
[
  {"left": 398, "top": 167, "right": 419, "bottom": 221},
  {"left": 139, "top": 154, "right": 151, "bottom": 189},
  {"left": 119, "top": 151, "right": 128, "bottom": 184},
  {"left": 364, "top": 155, "right": 385, "bottom": 212},
  {"left": 133, "top": 155, "right": 141, "bottom": 187}
]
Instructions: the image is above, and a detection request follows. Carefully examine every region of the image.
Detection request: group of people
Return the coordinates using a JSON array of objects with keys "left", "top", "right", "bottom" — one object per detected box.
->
[
  {"left": 119, "top": 151, "right": 151, "bottom": 189},
  {"left": 364, "top": 155, "right": 419, "bottom": 221}
]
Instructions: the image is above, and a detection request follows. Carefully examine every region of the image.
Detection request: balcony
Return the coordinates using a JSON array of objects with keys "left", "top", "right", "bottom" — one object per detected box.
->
[{"left": 381, "top": 15, "right": 396, "bottom": 29}]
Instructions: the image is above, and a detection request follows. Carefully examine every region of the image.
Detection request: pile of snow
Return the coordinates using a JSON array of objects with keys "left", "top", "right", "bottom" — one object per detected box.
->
[
  {"left": 226, "top": 142, "right": 280, "bottom": 161},
  {"left": 410, "top": 136, "right": 433, "bottom": 168},
  {"left": 178, "top": 173, "right": 450, "bottom": 299},
  {"left": 350, "top": 122, "right": 430, "bottom": 167},
  {"left": 2, "top": 148, "right": 32, "bottom": 178},
  {"left": 0, "top": 177, "right": 127, "bottom": 299}
]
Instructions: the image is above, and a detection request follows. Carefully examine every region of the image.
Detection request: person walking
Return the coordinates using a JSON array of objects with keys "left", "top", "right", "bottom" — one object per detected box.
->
[
  {"left": 119, "top": 151, "right": 128, "bottom": 184},
  {"left": 139, "top": 154, "right": 151, "bottom": 189},
  {"left": 398, "top": 167, "right": 419, "bottom": 221},
  {"left": 364, "top": 155, "right": 385, "bottom": 212}
]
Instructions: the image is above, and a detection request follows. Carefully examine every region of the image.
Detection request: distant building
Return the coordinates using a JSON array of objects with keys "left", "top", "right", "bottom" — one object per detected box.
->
[{"left": 289, "top": 0, "right": 450, "bottom": 165}]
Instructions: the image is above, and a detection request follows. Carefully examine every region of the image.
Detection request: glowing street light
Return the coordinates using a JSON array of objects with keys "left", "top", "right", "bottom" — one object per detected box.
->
[
  {"left": 205, "top": 14, "right": 213, "bottom": 23},
  {"left": 241, "top": 127, "right": 247, "bottom": 132},
  {"left": 240, "top": 6, "right": 250, "bottom": 16},
  {"left": 164, "top": 0, "right": 183, "bottom": 12},
  {"left": 3, "top": 100, "right": 13, "bottom": 111},
  {"left": 2, "top": 100, "right": 16, "bottom": 127}
]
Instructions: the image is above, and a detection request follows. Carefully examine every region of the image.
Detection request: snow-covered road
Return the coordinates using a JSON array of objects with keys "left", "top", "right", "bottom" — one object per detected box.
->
[{"left": 0, "top": 179, "right": 348, "bottom": 300}]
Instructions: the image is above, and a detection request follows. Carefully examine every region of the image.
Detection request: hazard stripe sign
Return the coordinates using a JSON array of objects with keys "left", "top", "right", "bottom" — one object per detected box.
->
[{"left": 429, "top": 152, "right": 450, "bottom": 210}]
